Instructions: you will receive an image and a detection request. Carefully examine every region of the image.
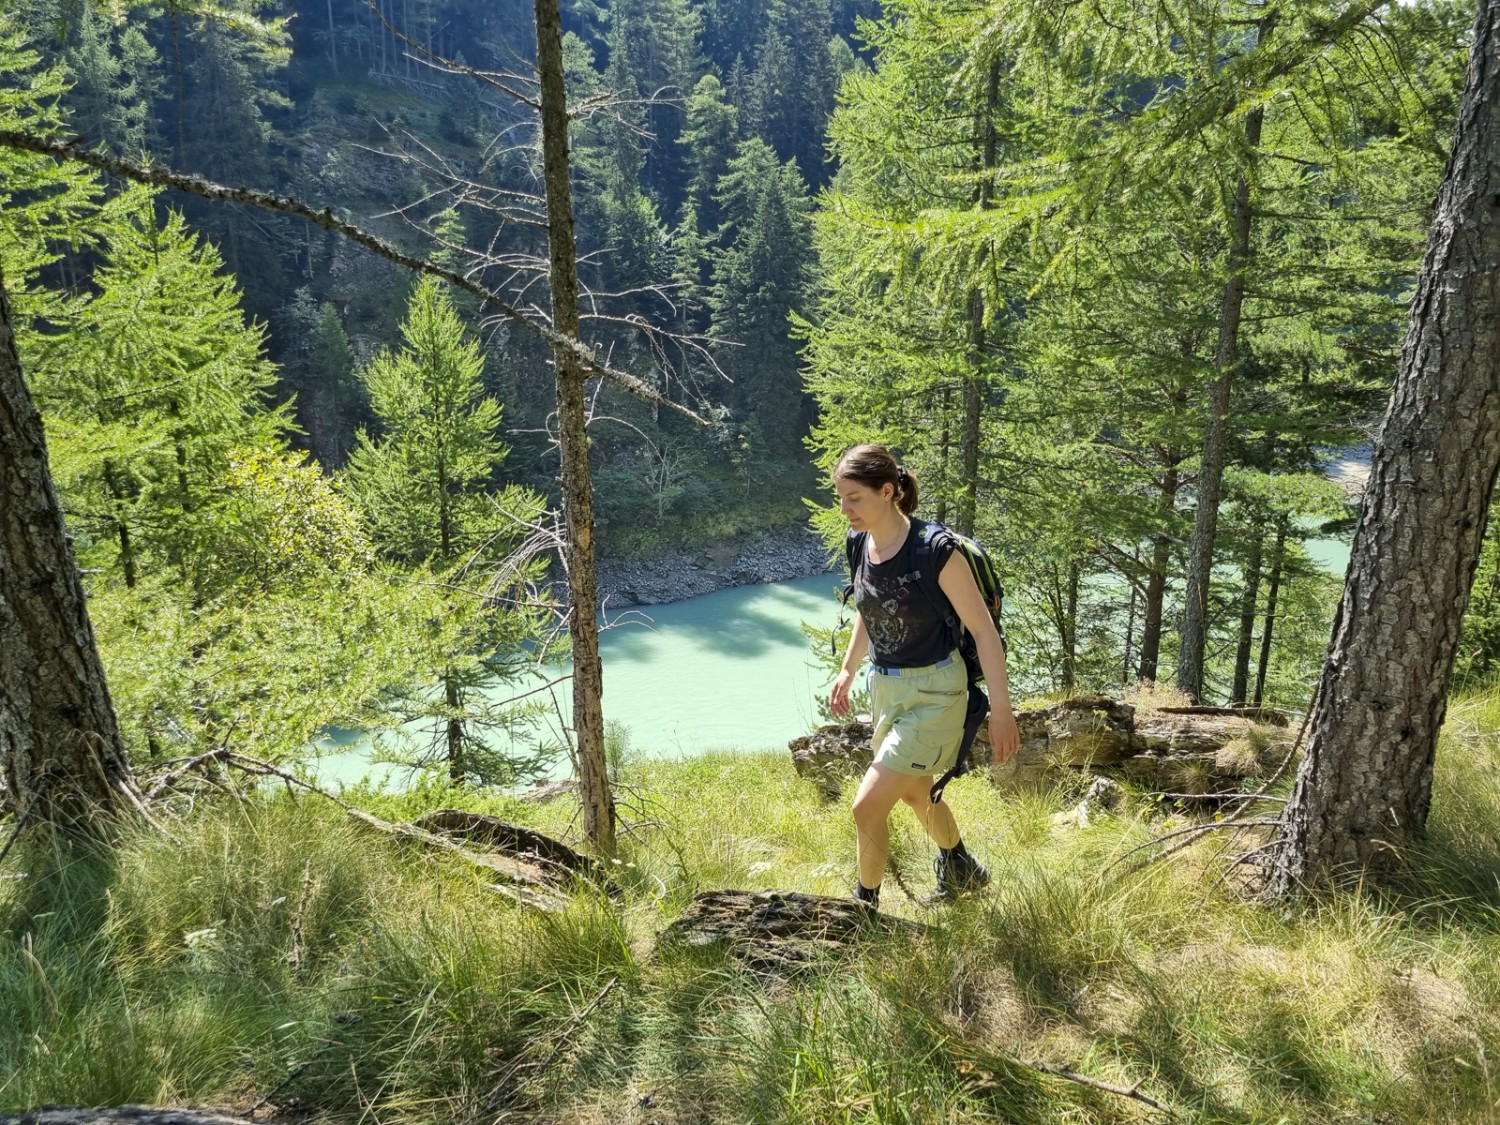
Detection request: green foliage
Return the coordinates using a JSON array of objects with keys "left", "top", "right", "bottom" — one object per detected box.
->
[
  {"left": 803, "top": 0, "right": 1466, "bottom": 701},
  {"left": 211, "top": 445, "right": 374, "bottom": 588},
  {"left": 1457, "top": 515, "right": 1500, "bottom": 687},
  {"left": 0, "top": 29, "right": 113, "bottom": 307},
  {"left": 346, "top": 276, "right": 510, "bottom": 564},
  {"left": 27, "top": 191, "right": 288, "bottom": 591},
  {"left": 345, "top": 276, "right": 558, "bottom": 784},
  {"left": 709, "top": 138, "right": 816, "bottom": 455}
]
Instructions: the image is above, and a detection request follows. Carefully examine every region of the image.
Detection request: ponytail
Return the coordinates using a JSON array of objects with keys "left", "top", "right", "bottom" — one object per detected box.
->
[{"left": 836, "top": 444, "right": 919, "bottom": 514}]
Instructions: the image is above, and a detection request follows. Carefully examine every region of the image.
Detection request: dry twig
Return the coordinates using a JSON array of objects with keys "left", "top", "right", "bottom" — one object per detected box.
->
[{"left": 1018, "top": 1057, "right": 1175, "bottom": 1115}]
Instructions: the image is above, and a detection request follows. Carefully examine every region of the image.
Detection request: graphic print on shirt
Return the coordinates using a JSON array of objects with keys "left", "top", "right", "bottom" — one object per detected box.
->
[
  {"left": 855, "top": 568, "right": 916, "bottom": 656},
  {"left": 849, "top": 522, "right": 957, "bottom": 668}
]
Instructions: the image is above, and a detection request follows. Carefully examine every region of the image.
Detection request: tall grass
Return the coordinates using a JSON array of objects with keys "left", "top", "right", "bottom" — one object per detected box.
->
[{"left": 3, "top": 682, "right": 1500, "bottom": 1122}]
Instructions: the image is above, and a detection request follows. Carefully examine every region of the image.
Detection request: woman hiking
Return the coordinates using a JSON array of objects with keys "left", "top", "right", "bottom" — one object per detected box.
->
[{"left": 828, "top": 444, "right": 1020, "bottom": 907}]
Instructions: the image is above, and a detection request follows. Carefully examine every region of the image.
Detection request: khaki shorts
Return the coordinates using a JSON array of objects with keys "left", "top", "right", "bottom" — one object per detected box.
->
[{"left": 868, "top": 652, "right": 967, "bottom": 777}]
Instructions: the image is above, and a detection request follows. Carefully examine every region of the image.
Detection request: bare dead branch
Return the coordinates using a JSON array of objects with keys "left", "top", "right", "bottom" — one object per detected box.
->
[
  {"left": 0, "top": 131, "right": 708, "bottom": 426},
  {"left": 362, "top": 0, "right": 538, "bottom": 108}
]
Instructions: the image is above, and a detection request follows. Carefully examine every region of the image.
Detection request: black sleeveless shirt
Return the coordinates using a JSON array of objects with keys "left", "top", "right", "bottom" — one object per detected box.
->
[{"left": 849, "top": 518, "right": 957, "bottom": 668}]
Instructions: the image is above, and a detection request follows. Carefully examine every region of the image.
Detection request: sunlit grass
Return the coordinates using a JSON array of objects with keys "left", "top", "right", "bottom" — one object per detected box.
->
[{"left": 3, "top": 682, "right": 1499, "bottom": 1122}]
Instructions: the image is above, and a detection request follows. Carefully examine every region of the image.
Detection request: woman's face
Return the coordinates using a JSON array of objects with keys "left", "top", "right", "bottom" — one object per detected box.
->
[{"left": 835, "top": 476, "right": 894, "bottom": 530}]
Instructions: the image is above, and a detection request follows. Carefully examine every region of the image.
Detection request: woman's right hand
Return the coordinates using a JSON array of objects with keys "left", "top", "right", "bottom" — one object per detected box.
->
[{"left": 829, "top": 670, "right": 855, "bottom": 717}]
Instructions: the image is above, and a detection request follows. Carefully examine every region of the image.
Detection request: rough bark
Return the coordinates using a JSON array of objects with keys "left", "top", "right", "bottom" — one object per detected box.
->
[
  {"left": 1178, "top": 99, "right": 1266, "bottom": 702},
  {"left": 0, "top": 1110, "right": 252, "bottom": 1125},
  {"left": 0, "top": 266, "right": 136, "bottom": 834},
  {"left": 1268, "top": 0, "right": 1500, "bottom": 893},
  {"left": 1230, "top": 532, "right": 1264, "bottom": 703},
  {"left": 959, "top": 287, "right": 983, "bottom": 538},
  {"left": 1061, "top": 556, "right": 1080, "bottom": 690},
  {"left": 443, "top": 672, "right": 463, "bottom": 783},
  {"left": 1252, "top": 524, "right": 1286, "bottom": 705},
  {"left": 535, "top": 0, "right": 614, "bottom": 851}
]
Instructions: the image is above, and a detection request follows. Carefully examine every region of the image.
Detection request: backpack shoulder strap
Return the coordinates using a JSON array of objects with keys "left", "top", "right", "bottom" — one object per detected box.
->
[
  {"left": 910, "top": 519, "right": 958, "bottom": 625},
  {"left": 842, "top": 531, "right": 867, "bottom": 605}
]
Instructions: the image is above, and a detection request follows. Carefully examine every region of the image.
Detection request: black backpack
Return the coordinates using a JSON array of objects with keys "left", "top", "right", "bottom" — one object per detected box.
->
[{"left": 845, "top": 520, "right": 1005, "bottom": 803}]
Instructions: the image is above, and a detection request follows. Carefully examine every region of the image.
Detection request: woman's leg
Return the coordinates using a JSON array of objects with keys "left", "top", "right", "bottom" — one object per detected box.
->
[
  {"left": 851, "top": 762, "right": 917, "bottom": 891},
  {"left": 900, "top": 778, "right": 960, "bottom": 849}
]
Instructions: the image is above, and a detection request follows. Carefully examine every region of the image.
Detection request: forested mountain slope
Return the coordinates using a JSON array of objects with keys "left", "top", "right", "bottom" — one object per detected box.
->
[{"left": 12, "top": 0, "right": 866, "bottom": 550}]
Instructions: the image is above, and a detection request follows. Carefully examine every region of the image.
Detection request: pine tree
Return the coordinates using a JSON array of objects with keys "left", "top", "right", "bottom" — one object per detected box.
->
[
  {"left": 680, "top": 74, "right": 739, "bottom": 233},
  {"left": 345, "top": 277, "right": 545, "bottom": 783},
  {"left": 346, "top": 277, "right": 505, "bottom": 563},
  {"left": 709, "top": 140, "right": 815, "bottom": 456}
]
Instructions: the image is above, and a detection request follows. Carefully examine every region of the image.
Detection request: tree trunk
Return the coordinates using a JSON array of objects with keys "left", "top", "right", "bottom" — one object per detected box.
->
[
  {"left": 1177, "top": 101, "right": 1265, "bottom": 702},
  {"left": 326, "top": 0, "right": 339, "bottom": 73},
  {"left": 1230, "top": 532, "right": 1264, "bottom": 704},
  {"left": 1060, "top": 557, "right": 1079, "bottom": 690},
  {"left": 535, "top": 0, "right": 614, "bottom": 851},
  {"left": 102, "top": 459, "right": 137, "bottom": 589},
  {"left": 1138, "top": 464, "right": 1180, "bottom": 684},
  {"left": 956, "top": 60, "right": 1001, "bottom": 539},
  {"left": 1268, "top": 0, "right": 1500, "bottom": 893},
  {"left": 0, "top": 265, "right": 136, "bottom": 835},
  {"left": 444, "top": 671, "right": 463, "bottom": 783},
  {"left": 936, "top": 386, "right": 950, "bottom": 526},
  {"left": 1252, "top": 524, "right": 1286, "bottom": 706}
]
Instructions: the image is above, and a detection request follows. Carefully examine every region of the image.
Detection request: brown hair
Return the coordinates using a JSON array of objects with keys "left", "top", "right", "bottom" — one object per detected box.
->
[{"left": 834, "top": 443, "right": 920, "bottom": 515}]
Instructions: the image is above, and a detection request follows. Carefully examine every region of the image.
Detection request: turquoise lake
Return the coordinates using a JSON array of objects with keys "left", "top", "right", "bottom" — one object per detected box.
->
[
  {"left": 312, "top": 523, "right": 1358, "bottom": 788},
  {"left": 311, "top": 571, "right": 848, "bottom": 786}
]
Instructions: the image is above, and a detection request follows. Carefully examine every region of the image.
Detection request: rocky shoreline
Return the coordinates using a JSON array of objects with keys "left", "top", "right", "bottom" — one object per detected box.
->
[{"left": 592, "top": 524, "right": 840, "bottom": 607}]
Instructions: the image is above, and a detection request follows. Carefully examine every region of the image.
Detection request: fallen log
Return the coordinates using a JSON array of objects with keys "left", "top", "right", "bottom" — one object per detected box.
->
[{"left": 413, "top": 809, "right": 606, "bottom": 885}]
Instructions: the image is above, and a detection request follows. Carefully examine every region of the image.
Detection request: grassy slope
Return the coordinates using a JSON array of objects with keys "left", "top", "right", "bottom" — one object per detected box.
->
[{"left": 3, "top": 688, "right": 1500, "bottom": 1123}]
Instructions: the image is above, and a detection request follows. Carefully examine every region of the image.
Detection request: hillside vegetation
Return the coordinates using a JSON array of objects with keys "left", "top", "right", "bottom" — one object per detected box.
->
[{"left": 3, "top": 684, "right": 1499, "bottom": 1123}]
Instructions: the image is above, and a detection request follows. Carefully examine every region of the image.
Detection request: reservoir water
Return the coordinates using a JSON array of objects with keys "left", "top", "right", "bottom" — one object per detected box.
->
[
  {"left": 316, "top": 470, "right": 1366, "bottom": 788},
  {"left": 313, "top": 571, "right": 846, "bottom": 785}
]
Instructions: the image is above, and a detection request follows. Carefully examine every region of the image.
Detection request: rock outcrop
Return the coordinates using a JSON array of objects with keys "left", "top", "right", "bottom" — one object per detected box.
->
[
  {"left": 658, "top": 889, "right": 924, "bottom": 973},
  {"left": 594, "top": 525, "right": 838, "bottom": 607},
  {"left": 0, "top": 1111, "right": 253, "bottom": 1125},
  {"left": 789, "top": 695, "right": 1292, "bottom": 800}
]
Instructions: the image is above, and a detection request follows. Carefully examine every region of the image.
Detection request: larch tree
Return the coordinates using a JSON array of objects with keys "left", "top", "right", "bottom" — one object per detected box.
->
[
  {"left": 346, "top": 276, "right": 546, "bottom": 784},
  {"left": 1267, "top": 0, "right": 1500, "bottom": 893},
  {"left": 0, "top": 36, "right": 136, "bottom": 835}
]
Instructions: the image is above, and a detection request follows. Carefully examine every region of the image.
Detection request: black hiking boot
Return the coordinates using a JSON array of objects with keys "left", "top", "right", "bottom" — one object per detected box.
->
[{"left": 926, "top": 850, "right": 990, "bottom": 904}]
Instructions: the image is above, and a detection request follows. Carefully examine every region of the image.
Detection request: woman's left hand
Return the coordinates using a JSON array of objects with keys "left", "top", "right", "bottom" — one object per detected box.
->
[{"left": 989, "top": 707, "right": 1020, "bottom": 763}]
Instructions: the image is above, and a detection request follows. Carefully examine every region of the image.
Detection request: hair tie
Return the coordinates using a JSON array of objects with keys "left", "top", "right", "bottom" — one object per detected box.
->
[{"left": 897, "top": 466, "right": 909, "bottom": 485}]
